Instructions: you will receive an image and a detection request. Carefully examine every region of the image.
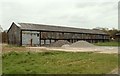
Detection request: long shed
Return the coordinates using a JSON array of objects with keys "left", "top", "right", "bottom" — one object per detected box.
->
[{"left": 7, "top": 22, "right": 110, "bottom": 46}]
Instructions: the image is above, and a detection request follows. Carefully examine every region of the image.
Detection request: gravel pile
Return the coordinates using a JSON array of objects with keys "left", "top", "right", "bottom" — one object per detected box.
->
[
  {"left": 61, "top": 44, "right": 70, "bottom": 48},
  {"left": 69, "top": 40, "right": 95, "bottom": 48},
  {"left": 49, "top": 40, "right": 70, "bottom": 47}
]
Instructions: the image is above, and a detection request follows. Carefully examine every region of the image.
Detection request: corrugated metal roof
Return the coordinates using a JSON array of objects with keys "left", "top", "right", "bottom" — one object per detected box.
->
[
  {"left": 17, "top": 23, "right": 107, "bottom": 35},
  {"left": 116, "top": 32, "right": 120, "bottom": 35}
]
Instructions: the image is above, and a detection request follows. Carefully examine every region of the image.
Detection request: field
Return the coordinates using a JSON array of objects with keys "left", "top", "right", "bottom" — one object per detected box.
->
[
  {"left": 2, "top": 51, "right": 118, "bottom": 74},
  {"left": 94, "top": 41, "right": 120, "bottom": 46},
  {"left": 2, "top": 44, "right": 119, "bottom": 74}
]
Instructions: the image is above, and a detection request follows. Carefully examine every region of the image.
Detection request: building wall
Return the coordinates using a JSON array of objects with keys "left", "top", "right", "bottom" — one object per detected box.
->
[
  {"left": 22, "top": 31, "right": 40, "bottom": 46},
  {"left": 2, "top": 31, "right": 8, "bottom": 43},
  {"left": 40, "top": 31, "right": 109, "bottom": 40},
  {"left": 115, "top": 35, "right": 120, "bottom": 41},
  {"left": 21, "top": 30, "right": 109, "bottom": 46},
  {"left": 0, "top": 26, "right": 2, "bottom": 44},
  {"left": 8, "top": 23, "right": 21, "bottom": 46}
]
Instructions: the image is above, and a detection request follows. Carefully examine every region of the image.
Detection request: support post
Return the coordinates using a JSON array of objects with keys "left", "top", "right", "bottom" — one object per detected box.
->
[
  {"left": 44, "top": 39, "right": 46, "bottom": 45},
  {"left": 39, "top": 31, "right": 41, "bottom": 46},
  {"left": 50, "top": 39, "right": 51, "bottom": 44},
  {"left": 20, "top": 30, "right": 22, "bottom": 46}
]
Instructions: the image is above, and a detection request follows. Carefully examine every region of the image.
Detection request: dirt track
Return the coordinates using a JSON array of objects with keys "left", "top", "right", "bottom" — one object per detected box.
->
[
  {"left": 2, "top": 43, "right": 119, "bottom": 54},
  {"left": 27, "top": 46, "right": 119, "bottom": 54}
]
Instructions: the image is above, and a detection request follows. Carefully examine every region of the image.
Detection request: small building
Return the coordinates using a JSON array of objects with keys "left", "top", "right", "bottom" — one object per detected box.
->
[
  {"left": 7, "top": 22, "right": 110, "bottom": 46},
  {"left": 115, "top": 33, "right": 120, "bottom": 41},
  {"left": 0, "top": 25, "right": 3, "bottom": 43},
  {"left": 2, "top": 30, "right": 8, "bottom": 43}
]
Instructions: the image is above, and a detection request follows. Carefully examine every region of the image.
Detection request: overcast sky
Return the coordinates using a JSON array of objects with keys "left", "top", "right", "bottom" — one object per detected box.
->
[{"left": 0, "top": 0, "right": 119, "bottom": 30}]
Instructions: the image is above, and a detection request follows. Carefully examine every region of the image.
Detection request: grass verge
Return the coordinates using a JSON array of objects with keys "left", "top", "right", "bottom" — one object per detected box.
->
[
  {"left": 94, "top": 41, "right": 120, "bottom": 46},
  {"left": 2, "top": 51, "right": 118, "bottom": 74}
]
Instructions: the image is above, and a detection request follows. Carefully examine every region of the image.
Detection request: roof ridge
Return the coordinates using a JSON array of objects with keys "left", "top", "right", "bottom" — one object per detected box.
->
[
  {"left": 18, "top": 22, "right": 92, "bottom": 30},
  {"left": 17, "top": 22, "right": 107, "bottom": 35}
]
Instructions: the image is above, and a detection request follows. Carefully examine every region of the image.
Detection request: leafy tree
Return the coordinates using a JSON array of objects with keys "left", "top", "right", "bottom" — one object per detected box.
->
[
  {"left": 102, "top": 28, "right": 120, "bottom": 40},
  {"left": 93, "top": 27, "right": 120, "bottom": 40}
]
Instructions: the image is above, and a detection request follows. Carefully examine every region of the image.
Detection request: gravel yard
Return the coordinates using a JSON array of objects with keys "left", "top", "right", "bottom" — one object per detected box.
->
[{"left": 27, "top": 46, "right": 118, "bottom": 54}]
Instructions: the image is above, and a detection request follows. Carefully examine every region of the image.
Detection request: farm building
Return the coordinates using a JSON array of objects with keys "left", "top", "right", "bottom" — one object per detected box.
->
[
  {"left": 7, "top": 22, "right": 110, "bottom": 46},
  {"left": 115, "top": 33, "right": 120, "bottom": 41},
  {"left": 0, "top": 25, "right": 3, "bottom": 43}
]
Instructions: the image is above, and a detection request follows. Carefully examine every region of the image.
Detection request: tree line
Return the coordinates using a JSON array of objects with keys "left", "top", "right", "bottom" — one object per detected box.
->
[{"left": 101, "top": 28, "right": 120, "bottom": 41}]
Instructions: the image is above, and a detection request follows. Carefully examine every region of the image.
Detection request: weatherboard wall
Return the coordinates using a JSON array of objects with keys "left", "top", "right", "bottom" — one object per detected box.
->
[
  {"left": 7, "top": 23, "right": 21, "bottom": 46},
  {"left": 20, "top": 30, "right": 109, "bottom": 46}
]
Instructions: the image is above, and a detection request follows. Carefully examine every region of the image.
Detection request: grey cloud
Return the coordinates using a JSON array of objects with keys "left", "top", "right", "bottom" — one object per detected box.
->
[
  {"left": 76, "top": 2, "right": 117, "bottom": 10},
  {"left": 0, "top": 0, "right": 118, "bottom": 30},
  {"left": 76, "top": 2, "right": 97, "bottom": 8}
]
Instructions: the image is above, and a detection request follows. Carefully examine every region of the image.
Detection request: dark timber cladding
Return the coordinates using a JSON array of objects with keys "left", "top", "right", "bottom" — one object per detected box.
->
[{"left": 7, "top": 22, "right": 110, "bottom": 46}]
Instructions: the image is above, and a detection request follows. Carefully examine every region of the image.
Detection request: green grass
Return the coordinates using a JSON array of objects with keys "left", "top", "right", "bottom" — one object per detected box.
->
[
  {"left": 94, "top": 41, "right": 120, "bottom": 46},
  {"left": 2, "top": 51, "right": 118, "bottom": 74},
  {"left": 0, "top": 54, "right": 2, "bottom": 75}
]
